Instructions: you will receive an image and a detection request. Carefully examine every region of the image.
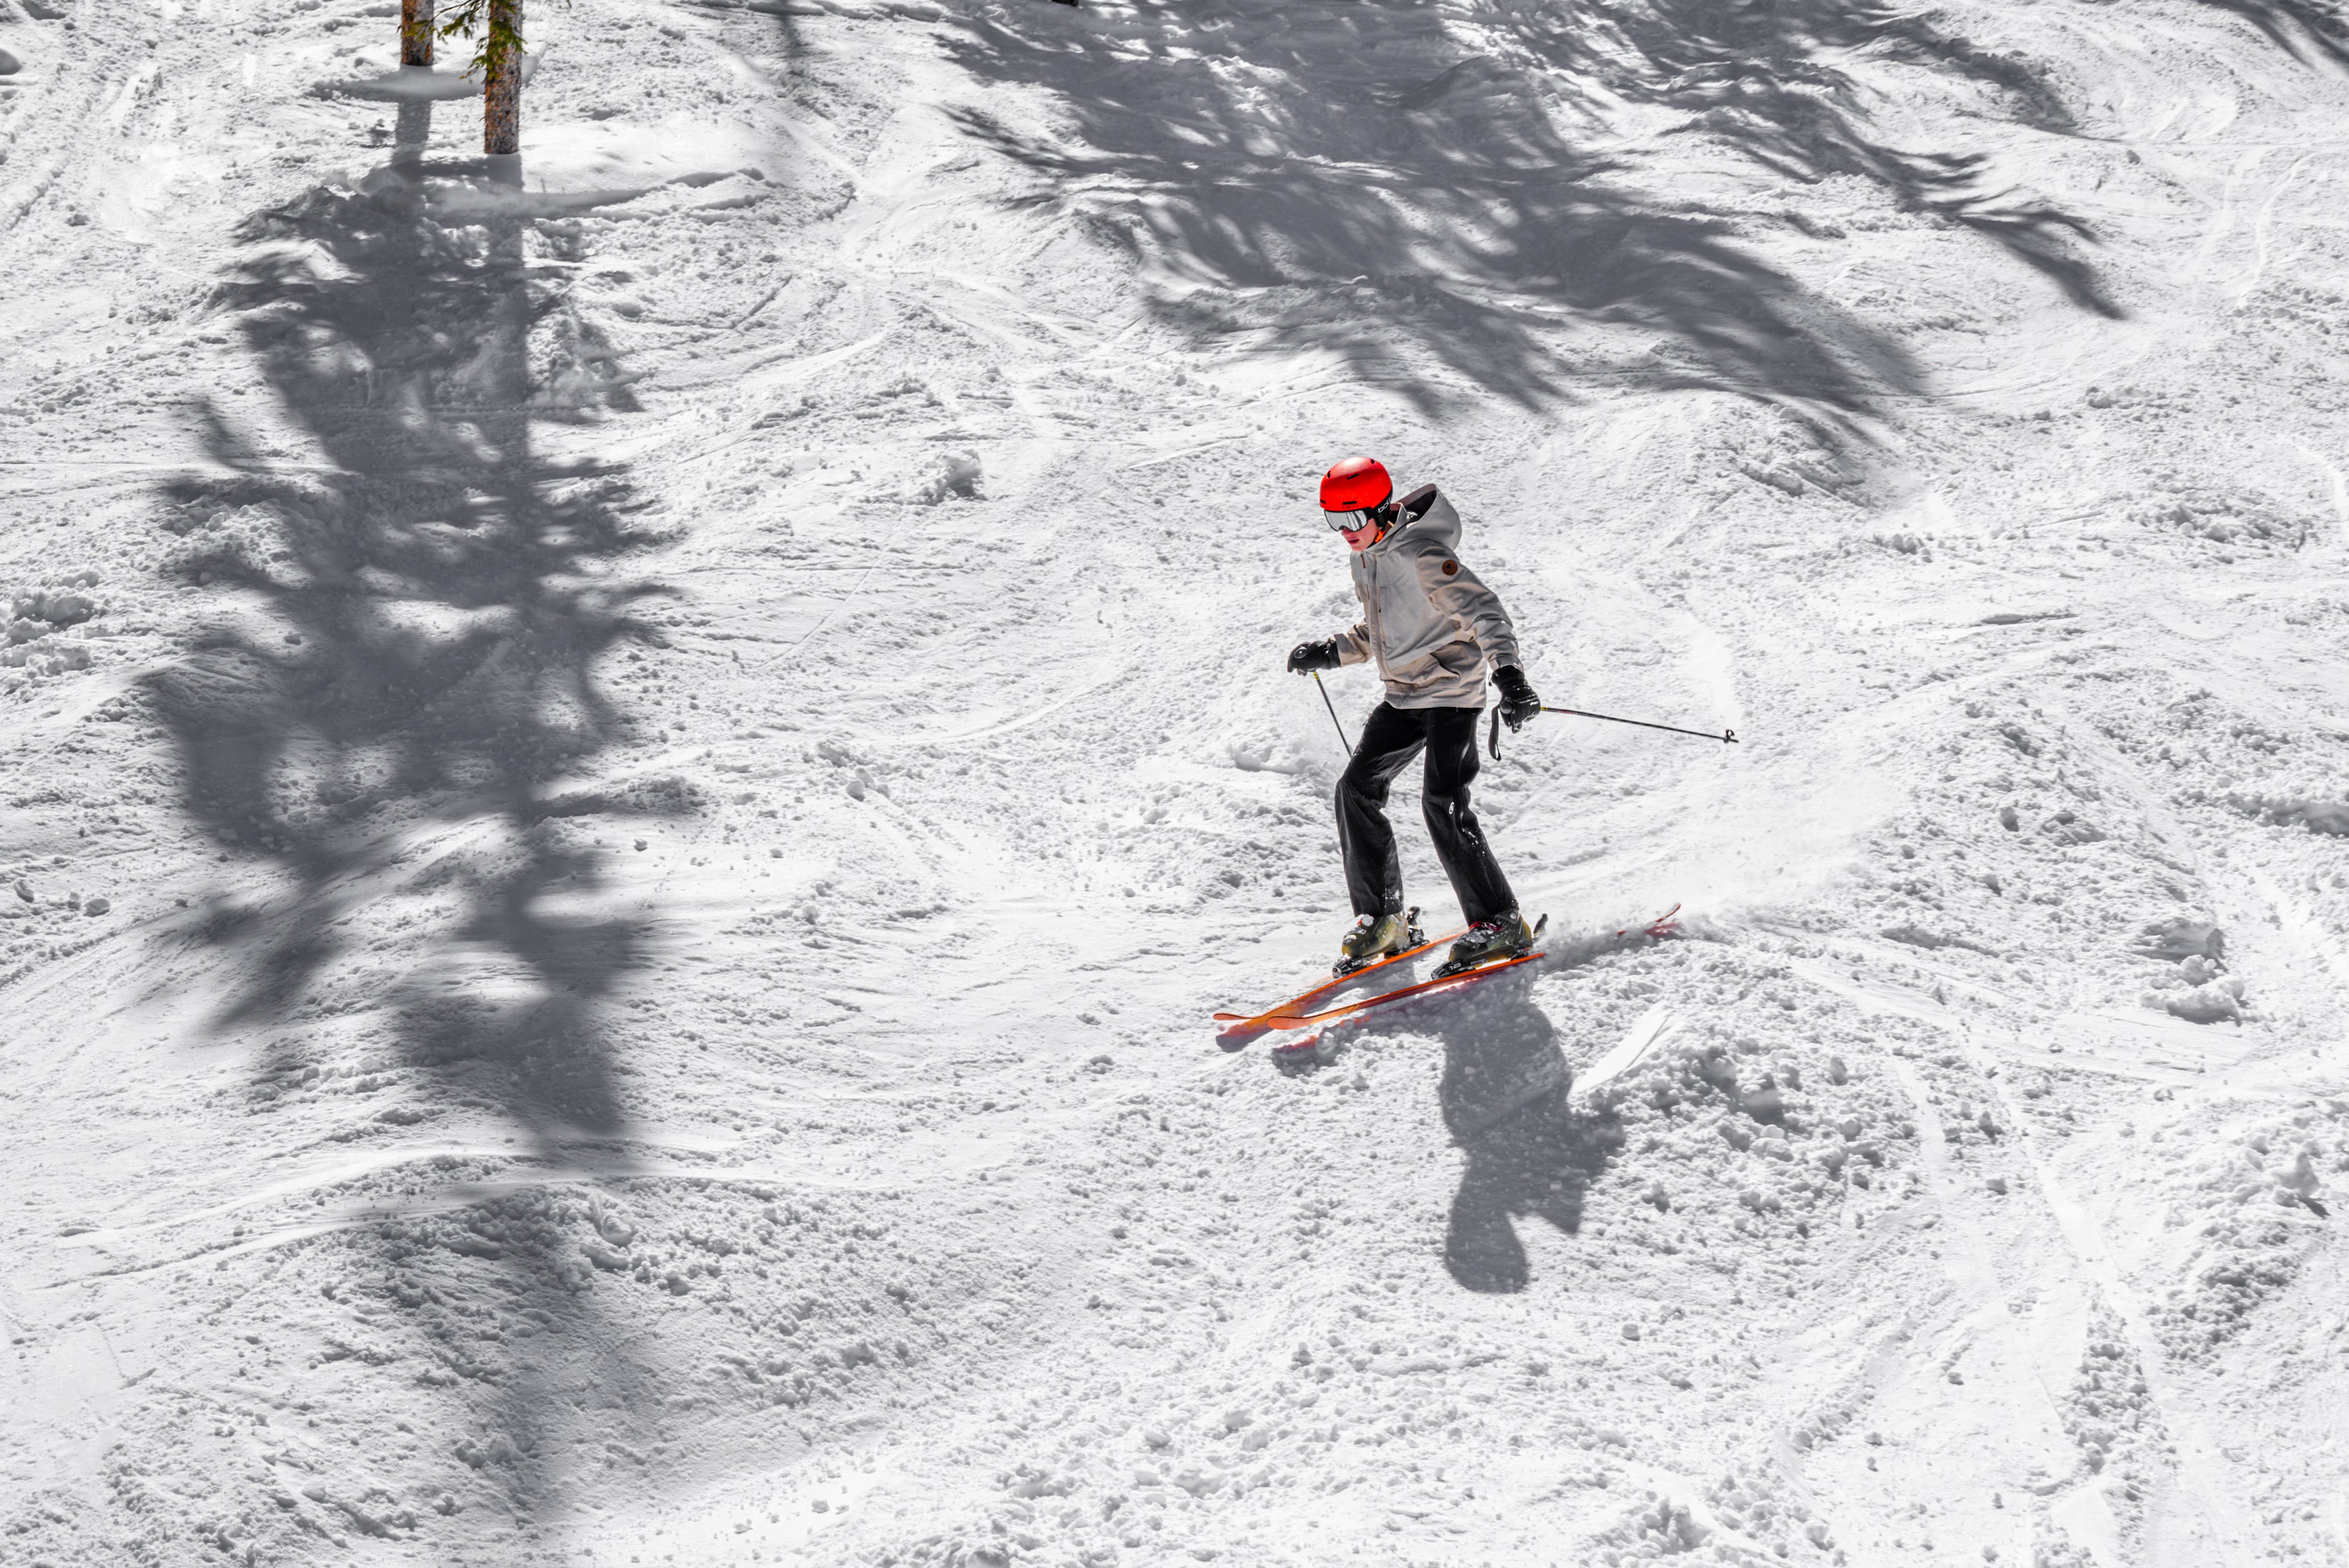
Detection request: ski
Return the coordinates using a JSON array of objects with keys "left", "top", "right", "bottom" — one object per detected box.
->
[
  {"left": 1213, "top": 913, "right": 1463, "bottom": 1034},
  {"left": 1258, "top": 942, "right": 1546, "bottom": 1031},
  {"left": 1629, "top": 903, "right": 1681, "bottom": 941},
  {"left": 1221, "top": 904, "right": 1680, "bottom": 1038},
  {"left": 1256, "top": 904, "right": 1677, "bottom": 1034}
]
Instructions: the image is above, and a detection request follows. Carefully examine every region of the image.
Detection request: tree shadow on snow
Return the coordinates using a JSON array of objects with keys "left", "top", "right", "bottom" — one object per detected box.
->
[
  {"left": 150, "top": 150, "right": 658, "bottom": 1126},
  {"left": 144, "top": 123, "right": 678, "bottom": 1536},
  {"left": 1487, "top": 0, "right": 2119, "bottom": 318},
  {"left": 1427, "top": 982, "right": 1625, "bottom": 1293},
  {"left": 939, "top": 0, "right": 2131, "bottom": 440},
  {"left": 2187, "top": 0, "right": 2349, "bottom": 66}
]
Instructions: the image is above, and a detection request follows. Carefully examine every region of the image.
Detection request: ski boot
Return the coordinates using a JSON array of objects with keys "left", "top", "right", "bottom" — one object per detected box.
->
[
  {"left": 1433, "top": 911, "right": 1539, "bottom": 979},
  {"left": 1333, "top": 906, "right": 1423, "bottom": 978}
]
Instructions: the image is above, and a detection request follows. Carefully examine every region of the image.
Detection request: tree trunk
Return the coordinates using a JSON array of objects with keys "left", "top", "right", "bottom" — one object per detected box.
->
[
  {"left": 394, "top": 0, "right": 433, "bottom": 163},
  {"left": 399, "top": 0, "right": 433, "bottom": 67},
  {"left": 483, "top": 0, "right": 521, "bottom": 157}
]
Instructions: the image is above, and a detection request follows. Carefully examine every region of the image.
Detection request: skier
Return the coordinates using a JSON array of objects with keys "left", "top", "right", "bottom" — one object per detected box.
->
[{"left": 1286, "top": 455, "right": 1543, "bottom": 978}]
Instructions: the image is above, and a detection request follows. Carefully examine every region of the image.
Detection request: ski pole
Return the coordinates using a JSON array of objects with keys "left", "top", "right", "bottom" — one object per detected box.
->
[
  {"left": 1490, "top": 703, "right": 1737, "bottom": 759},
  {"left": 1542, "top": 706, "right": 1737, "bottom": 744},
  {"left": 1312, "top": 670, "right": 1353, "bottom": 754}
]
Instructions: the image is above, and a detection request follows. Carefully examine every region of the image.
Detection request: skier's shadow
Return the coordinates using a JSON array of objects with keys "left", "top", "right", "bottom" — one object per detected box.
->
[{"left": 1427, "top": 981, "right": 1624, "bottom": 1294}]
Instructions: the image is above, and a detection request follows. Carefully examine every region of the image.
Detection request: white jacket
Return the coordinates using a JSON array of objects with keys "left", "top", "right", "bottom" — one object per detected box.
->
[{"left": 1332, "top": 485, "right": 1522, "bottom": 710}]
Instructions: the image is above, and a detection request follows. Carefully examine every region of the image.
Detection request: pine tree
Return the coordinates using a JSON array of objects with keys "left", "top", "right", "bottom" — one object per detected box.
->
[
  {"left": 395, "top": 0, "right": 434, "bottom": 156},
  {"left": 483, "top": 0, "right": 522, "bottom": 156},
  {"left": 399, "top": 0, "right": 432, "bottom": 66},
  {"left": 435, "top": 0, "right": 531, "bottom": 157}
]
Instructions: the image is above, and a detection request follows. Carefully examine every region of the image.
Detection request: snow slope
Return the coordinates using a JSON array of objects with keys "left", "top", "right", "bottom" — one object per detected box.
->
[{"left": 3, "top": 0, "right": 2348, "bottom": 1564}]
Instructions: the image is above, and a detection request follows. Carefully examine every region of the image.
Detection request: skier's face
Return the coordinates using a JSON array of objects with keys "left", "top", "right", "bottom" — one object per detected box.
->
[{"left": 1338, "top": 503, "right": 1393, "bottom": 551}]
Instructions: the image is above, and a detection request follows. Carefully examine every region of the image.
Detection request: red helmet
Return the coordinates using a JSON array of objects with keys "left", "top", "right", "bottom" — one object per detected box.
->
[{"left": 1319, "top": 456, "right": 1392, "bottom": 518}]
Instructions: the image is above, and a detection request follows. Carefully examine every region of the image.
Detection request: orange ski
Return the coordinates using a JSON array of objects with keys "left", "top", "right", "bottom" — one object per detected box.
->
[
  {"left": 1254, "top": 905, "right": 1675, "bottom": 1033},
  {"left": 1629, "top": 903, "right": 1680, "bottom": 940},
  {"left": 1212, "top": 916, "right": 1463, "bottom": 1034},
  {"left": 1257, "top": 947, "right": 1546, "bottom": 1030}
]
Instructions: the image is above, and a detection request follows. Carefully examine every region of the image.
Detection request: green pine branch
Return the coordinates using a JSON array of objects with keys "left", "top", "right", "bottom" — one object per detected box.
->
[{"left": 436, "top": 0, "right": 564, "bottom": 81}]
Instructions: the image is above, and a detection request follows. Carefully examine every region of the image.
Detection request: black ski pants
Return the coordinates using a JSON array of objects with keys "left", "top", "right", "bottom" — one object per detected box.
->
[{"left": 1337, "top": 702, "right": 1518, "bottom": 926}]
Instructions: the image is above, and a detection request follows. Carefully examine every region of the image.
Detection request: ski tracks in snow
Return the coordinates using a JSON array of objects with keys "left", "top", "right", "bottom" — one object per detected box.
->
[{"left": 6, "top": 0, "right": 2349, "bottom": 1563}]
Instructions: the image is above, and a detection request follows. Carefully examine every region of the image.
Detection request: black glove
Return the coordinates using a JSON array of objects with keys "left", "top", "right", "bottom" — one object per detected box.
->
[
  {"left": 1286, "top": 639, "right": 1340, "bottom": 675},
  {"left": 1494, "top": 666, "right": 1540, "bottom": 732}
]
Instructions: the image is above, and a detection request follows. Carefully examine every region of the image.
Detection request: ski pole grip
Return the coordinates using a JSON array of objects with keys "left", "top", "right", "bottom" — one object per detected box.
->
[{"left": 1488, "top": 705, "right": 1502, "bottom": 760}]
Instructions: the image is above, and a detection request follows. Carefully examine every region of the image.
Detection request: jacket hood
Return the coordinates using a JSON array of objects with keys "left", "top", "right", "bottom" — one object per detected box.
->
[{"left": 1375, "top": 485, "right": 1460, "bottom": 553}]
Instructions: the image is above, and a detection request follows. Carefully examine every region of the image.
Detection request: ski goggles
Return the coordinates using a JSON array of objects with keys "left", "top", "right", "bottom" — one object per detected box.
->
[{"left": 1324, "top": 503, "right": 1393, "bottom": 534}]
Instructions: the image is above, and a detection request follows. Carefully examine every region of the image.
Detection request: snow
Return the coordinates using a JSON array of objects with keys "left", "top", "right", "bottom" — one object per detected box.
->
[
  {"left": 4, "top": 0, "right": 2349, "bottom": 1563},
  {"left": 321, "top": 57, "right": 544, "bottom": 104}
]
